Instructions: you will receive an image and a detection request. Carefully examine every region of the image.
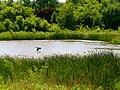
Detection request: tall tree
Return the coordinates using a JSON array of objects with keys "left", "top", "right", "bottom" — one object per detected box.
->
[
  {"left": 57, "top": 2, "right": 76, "bottom": 30},
  {"left": 6, "top": 0, "right": 13, "bottom": 6},
  {"left": 66, "top": 0, "right": 87, "bottom": 5},
  {"left": 22, "top": 0, "right": 31, "bottom": 6},
  {"left": 34, "top": 0, "right": 58, "bottom": 23},
  {"left": 102, "top": 2, "right": 120, "bottom": 29},
  {"left": 36, "top": 0, "right": 58, "bottom": 9}
]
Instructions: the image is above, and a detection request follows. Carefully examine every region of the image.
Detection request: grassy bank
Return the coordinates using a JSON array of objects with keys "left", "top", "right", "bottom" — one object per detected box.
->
[
  {"left": 0, "top": 31, "right": 120, "bottom": 44},
  {"left": 0, "top": 52, "right": 120, "bottom": 90}
]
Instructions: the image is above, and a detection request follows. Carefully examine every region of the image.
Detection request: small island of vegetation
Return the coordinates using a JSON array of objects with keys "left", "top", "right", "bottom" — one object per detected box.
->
[{"left": 0, "top": 0, "right": 120, "bottom": 89}]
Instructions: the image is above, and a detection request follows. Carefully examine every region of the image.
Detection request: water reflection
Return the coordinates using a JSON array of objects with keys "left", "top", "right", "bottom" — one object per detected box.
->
[{"left": 0, "top": 40, "right": 120, "bottom": 58}]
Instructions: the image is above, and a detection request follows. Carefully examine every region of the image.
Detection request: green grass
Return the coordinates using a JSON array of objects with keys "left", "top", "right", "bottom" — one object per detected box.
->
[
  {"left": 0, "top": 31, "right": 120, "bottom": 44},
  {"left": 0, "top": 52, "right": 120, "bottom": 90}
]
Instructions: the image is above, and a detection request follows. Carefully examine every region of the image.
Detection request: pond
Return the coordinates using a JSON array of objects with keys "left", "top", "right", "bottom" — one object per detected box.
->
[{"left": 0, "top": 40, "right": 120, "bottom": 58}]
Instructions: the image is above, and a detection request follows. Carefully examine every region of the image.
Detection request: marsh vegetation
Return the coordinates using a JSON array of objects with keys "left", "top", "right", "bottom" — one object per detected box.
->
[
  {"left": 0, "top": 52, "right": 120, "bottom": 90},
  {"left": 1, "top": 0, "right": 120, "bottom": 89},
  {"left": 0, "top": 31, "right": 120, "bottom": 44}
]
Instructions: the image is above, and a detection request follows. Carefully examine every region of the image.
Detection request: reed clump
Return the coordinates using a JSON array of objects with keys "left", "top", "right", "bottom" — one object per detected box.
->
[
  {"left": 0, "top": 52, "right": 120, "bottom": 89},
  {"left": 0, "top": 31, "right": 120, "bottom": 44}
]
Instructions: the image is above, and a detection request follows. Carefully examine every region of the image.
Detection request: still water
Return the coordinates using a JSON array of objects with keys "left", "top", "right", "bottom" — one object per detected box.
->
[{"left": 0, "top": 40, "right": 120, "bottom": 58}]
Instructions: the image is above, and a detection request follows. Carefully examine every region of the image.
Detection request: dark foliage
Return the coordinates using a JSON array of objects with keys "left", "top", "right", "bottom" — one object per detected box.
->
[{"left": 35, "top": 8, "right": 56, "bottom": 23}]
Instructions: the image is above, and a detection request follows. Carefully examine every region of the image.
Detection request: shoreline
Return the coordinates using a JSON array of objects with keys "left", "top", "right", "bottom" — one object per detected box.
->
[{"left": 0, "top": 31, "right": 120, "bottom": 44}]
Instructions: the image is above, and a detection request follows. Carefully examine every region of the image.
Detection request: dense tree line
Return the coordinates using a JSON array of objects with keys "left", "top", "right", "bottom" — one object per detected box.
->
[{"left": 0, "top": 0, "right": 120, "bottom": 32}]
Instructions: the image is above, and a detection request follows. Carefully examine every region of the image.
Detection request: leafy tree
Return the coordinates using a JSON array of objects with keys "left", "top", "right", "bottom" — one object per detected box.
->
[
  {"left": 36, "top": 0, "right": 58, "bottom": 9},
  {"left": 102, "top": 2, "right": 120, "bottom": 29},
  {"left": 2, "top": 19, "right": 14, "bottom": 31},
  {"left": 22, "top": 15, "right": 51, "bottom": 32},
  {"left": 0, "top": 4, "right": 34, "bottom": 22},
  {"left": 0, "top": 2, "right": 6, "bottom": 10},
  {"left": 15, "top": 16, "right": 24, "bottom": 31},
  {"left": 34, "top": 0, "right": 58, "bottom": 23},
  {"left": 51, "top": 12, "right": 57, "bottom": 23},
  {"left": 13, "top": 22, "right": 19, "bottom": 32},
  {"left": 12, "top": 5, "right": 34, "bottom": 18},
  {"left": 97, "top": 0, "right": 120, "bottom": 3},
  {"left": 0, "top": 22, "right": 5, "bottom": 32},
  {"left": 0, "top": 6, "right": 15, "bottom": 22},
  {"left": 101, "top": 0, "right": 112, "bottom": 7},
  {"left": 22, "top": 0, "right": 31, "bottom": 6},
  {"left": 74, "top": 0, "right": 103, "bottom": 28},
  {"left": 35, "top": 7, "right": 55, "bottom": 23},
  {"left": 40, "top": 19, "right": 51, "bottom": 32},
  {"left": 49, "top": 24, "right": 60, "bottom": 32},
  {"left": 23, "top": 16, "right": 37, "bottom": 32},
  {"left": 66, "top": 0, "right": 95, "bottom": 5},
  {"left": 6, "top": 0, "right": 13, "bottom": 6},
  {"left": 57, "top": 3, "right": 76, "bottom": 30},
  {"left": 66, "top": 0, "right": 85, "bottom": 4}
]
